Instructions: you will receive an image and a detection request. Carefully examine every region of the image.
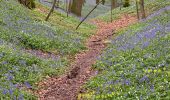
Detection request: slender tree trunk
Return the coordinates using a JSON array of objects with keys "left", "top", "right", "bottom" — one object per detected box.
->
[
  {"left": 111, "top": 4, "right": 113, "bottom": 22},
  {"left": 66, "top": 0, "right": 69, "bottom": 17},
  {"left": 45, "top": 0, "right": 57, "bottom": 21},
  {"left": 68, "top": 0, "right": 72, "bottom": 13},
  {"left": 69, "top": 0, "right": 85, "bottom": 16},
  {"left": 120, "top": 0, "right": 123, "bottom": 10},
  {"left": 123, "top": 0, "right": 130, "bottom": 7},
  {"left": 135, "top": 0, "right": 140, "bottom": 20},
  {"left": 102, "top": 0, "right": 105, "bottom": 5},
  {"left": 56, "top": 0, "right": 59, "bottom": 7},
  {"left": 111, "top": 0, "right": 117, "bottom": 9},
  {"left": 140, "top": 0, "right": 146, "bottom": 19}
]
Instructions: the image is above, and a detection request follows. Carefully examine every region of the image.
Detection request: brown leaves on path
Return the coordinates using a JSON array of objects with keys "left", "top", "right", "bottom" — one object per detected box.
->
[{"left": 35, "top": 14, "right": 137, "bottom": 100}]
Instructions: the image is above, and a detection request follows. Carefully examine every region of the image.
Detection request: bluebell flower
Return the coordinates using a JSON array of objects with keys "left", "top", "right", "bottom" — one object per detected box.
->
[
  {"left": 139, "top": 75, "right": 149, "bottom": 83},
  {"left": 2, "top": 61, "right": 8, "bottom": 65},
  {"left": 19, "top": 60, "right": 26, "bottom": 66},
  {"left": 144, "top": 29, "right": 157, "bottom": 39},
  {"left": 24, "top": 82, "right": 32, "bottom": 89},
  {"left": 7, "top": 74, "right": 14, "bottom": 81},
  {"left": 9, "top": 88, "right": 13, "bottom": 95},
  {"left": 2, "top": 89, "right": 8, "bottom": 95},
  {"left": 18, "top": 94, "right": 24, "bottom": 100},
  {"left": 124, "top": 79, "right": 130, "bottom": 86},
  {"left": 141, "top": 41, "right": 150, "bottom": 49},
  {"left": 150, "top": 85, "right": 154, "bottom": 92},
  {"left": 8, "top": 70, "right": 14, "bottom": 73}
]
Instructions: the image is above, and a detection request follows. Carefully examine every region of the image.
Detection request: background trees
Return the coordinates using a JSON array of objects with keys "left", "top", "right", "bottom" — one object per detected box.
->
[
  {"left": 69, "top": 0, "right": 85, "bottom": 16},
  {"left": 17, "top": 0, "right": 146, "bottom": 21},
  {"left": 18, "top": 0, "right": 35, "bottom": 9},
  {"left": 140, "top": 0, "right": 146, "bottom": 19}
]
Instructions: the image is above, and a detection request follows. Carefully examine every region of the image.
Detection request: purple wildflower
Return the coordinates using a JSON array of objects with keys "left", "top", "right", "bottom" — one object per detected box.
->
[
  {"left": 150, "top": 85, "right": 154, "bottom": 92},
  {"left": 2, "top": 89, "right": 8, "bottom": 95},
  {"left": 9, "top": 89, "right": 13, "bottom": 95},
  {"left": 7, "top": 74, "right": 14, "bottom": 80},
  {"left": 19, "top": 60, "right": 26, "bottom": 66},
  {"left": 139, "top": 75, "right": 149, "bottom": 83},
  {"left": 141, "top": 41, "right": 150, "bottom": 49},
  {"left": 124, "top": 79, "right": 131, "bottom": 86},
  {"left": 8, "top": 70, "right": 14, "bottom": 73},
  {"left": 24, "top": 82, "right": 32, "bottom": 89},
  {"left": 2, "top": 61, "right": 8, "bottom": 65},
  {"left": 18, "top": 94, "right": 24, "bottom": 100}
]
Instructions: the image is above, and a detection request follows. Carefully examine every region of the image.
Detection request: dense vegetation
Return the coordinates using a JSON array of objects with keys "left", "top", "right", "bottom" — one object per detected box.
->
[
  {"left": 0, "top": 0, "right": 170, "bottom": 99},
  {"left": 0, "top": 0, "right": 95, "bottom": 55},
  {"left": 81, "top": 5, "right": 170, "bottom": 100},
  {"left": 0, "top": 0, "right": 94, "bottom": 99}
]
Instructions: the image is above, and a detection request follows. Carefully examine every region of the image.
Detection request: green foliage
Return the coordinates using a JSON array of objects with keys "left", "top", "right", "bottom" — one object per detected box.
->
[
  {"left": 83, "top": 6, "right": 170, "bottom": 100},
  {"left": 0, "top": 42, "right": 67, "bottom": 99},
  {"left": 0, "top": 0, "right": 95, "bottom": 55},
  {"left": 0, "top": 0, "right": 96, "bottom": 99}
]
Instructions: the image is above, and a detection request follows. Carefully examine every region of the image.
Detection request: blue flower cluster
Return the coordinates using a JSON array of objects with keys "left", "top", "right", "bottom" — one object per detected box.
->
[
  {"left": 0, "top": 0, "right": 84, "bottom": 55},
  {"left": 85, "top": 6, "right": 170, "bottom": 99},
  {"left": 0, "top": 41, "right": 67, "bottom": 99}
]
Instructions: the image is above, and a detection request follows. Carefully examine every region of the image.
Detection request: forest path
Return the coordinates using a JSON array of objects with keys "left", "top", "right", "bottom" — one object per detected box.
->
[{"left": 36, "top": 14, "right": 137, "bottom": 100}]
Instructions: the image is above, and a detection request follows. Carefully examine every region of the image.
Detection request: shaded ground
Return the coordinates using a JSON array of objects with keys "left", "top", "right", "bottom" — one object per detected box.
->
[{"left": 36, "top": 14, "right": 137, "bottom": 100}]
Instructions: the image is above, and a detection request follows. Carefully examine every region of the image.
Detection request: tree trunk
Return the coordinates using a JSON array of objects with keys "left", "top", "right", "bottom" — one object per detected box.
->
[
  {"left": 123, "top": 0, "right": 130, "bottom": 7},
  {"left": 135, "top": 0, "right": 140, "bottom": 20},
  {"left": 140, "top": 0, "right": 146, "bottom": 19},
  {"left": 66, "top": 0, "right": 69, "bottom": 17},
  {"left": 45, "top": 0, "right": 57, "bottom": 21},
  {"left": 69, "top": 0, "right": 85, "bottom": 16},
  {"left": 102, "top": 0, "right": 105, "bottom": 5},
  {"left": 111, "top": 0, "right": 117, "bottom": 9},
  {"left": 18, "top": 0, "right": 35, "bottom": 9},
  {"left": 96, "top": 0, "right": 99, "bottom": 4}
]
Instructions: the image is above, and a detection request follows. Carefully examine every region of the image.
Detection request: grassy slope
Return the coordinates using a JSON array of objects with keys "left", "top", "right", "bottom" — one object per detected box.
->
[
  {"left": 81, "top": 3, "right": 170, "bottom": 100},
  {"left": 0, "top": 0, "right": 95, "bottom": 99},
  {"left": 0, "top": 0, "right": 95, "bottom": 56}
]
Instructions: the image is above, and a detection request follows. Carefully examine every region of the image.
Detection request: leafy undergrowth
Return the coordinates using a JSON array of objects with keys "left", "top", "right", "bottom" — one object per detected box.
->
[
  {"left": 0, "top": 0, "right": 95, "bottom": 55},
  {"left": 33, "top": 1, "right": 96, "bottom": 40},
  {"left": 0, "top": 41, "right": 67, "bottom": 99},
  {"left": 81, "top": 6, "right": 170, "bottom": 100},
  {"left": 97, "top": 0, "right": 170, "bottom": 22},
  {"left": 0, "top": 0, "right": 94, "bottom": 99}
]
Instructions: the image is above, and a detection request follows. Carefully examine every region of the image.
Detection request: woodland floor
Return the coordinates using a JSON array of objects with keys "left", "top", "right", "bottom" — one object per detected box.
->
[{"left": 36, "top": 14, "right": 137, "bottom": 100}]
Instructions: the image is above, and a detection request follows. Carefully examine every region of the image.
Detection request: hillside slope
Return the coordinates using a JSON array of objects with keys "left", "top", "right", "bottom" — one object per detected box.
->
[
  {"left": 0, "top": 0, "right": 170, "bottom": 99},
  {"left": 81, "top": 5, "right": 170, "bottom": 100},
  {"left": 0, "top": 0, "right": 94, "bottom": 99}
]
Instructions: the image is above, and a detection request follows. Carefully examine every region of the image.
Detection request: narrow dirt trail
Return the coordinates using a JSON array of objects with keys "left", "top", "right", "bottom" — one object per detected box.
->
[{"left": 36, "top": 14, "right": 137, "bottom": 100}]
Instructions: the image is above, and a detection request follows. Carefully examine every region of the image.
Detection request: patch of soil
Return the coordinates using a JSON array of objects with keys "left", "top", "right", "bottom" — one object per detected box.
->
[{"left": 36, "top": 14, "right": 137, "bottom": 100}]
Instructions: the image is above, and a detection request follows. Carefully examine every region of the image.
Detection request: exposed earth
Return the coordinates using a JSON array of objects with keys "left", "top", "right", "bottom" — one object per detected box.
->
[{"left": 36, "top": 14, "right": 137, "bottom": 100}]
